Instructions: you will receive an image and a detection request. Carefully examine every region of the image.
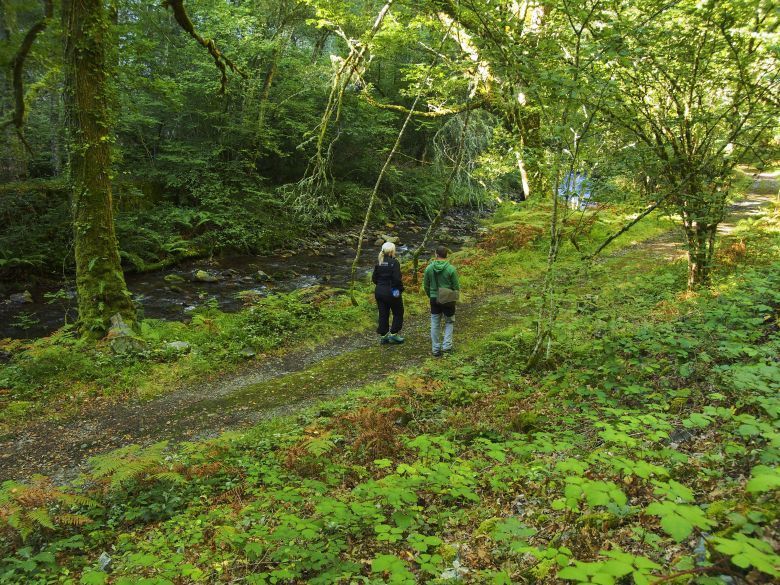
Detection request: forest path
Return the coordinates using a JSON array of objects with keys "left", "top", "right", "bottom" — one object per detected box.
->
[{"left": 1, "top": 174, "right": 775, "bottom": 483}]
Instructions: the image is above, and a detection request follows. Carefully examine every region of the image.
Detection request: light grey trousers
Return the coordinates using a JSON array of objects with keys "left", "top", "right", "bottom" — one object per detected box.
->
[{"left": 431, "top": 313, "right": 454, "bottom": 352}]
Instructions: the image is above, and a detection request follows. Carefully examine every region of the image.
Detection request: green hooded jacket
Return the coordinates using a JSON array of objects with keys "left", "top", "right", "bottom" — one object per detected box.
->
[{"left": 423, "top": 260, "right": 460, "bottom": 299}]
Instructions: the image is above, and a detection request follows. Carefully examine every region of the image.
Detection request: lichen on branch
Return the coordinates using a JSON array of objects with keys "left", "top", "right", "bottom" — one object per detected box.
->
[
  {"left": 1, "top": 0, "right": 53, "bottom": 154},
  {"left": 164, "top": 0, "right": 245, "bottom": 94}
]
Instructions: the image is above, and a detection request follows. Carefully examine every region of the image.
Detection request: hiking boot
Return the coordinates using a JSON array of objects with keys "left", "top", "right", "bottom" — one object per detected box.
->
[
  {"left": 379, "top": 334, "right": 391, "bottom": 345},
  {"left": 432, "top": 350, "right": 442, "bottom": 357},
  {"left": 442, "top": 347, "right": 453, "bottom": 355},
  {"left": 388, "top": 334, "right": 405, "bottom": 344}
]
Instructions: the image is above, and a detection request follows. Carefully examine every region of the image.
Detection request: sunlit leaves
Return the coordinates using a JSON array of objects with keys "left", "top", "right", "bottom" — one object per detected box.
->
[
  {"left": 558, "top": 549, "right": 660, "bottom": 585},
  {"left": 745, "top": 465, "right": 780, "bottom": 494},
  {"left": 711, "top": 534, "right": 780, "bottom": 577},
  {"left": 644, "top": 500, "right": 715, "bottom": 542},
  {"left": 557, "top": 476, "right": 628, "bottom": 511}
]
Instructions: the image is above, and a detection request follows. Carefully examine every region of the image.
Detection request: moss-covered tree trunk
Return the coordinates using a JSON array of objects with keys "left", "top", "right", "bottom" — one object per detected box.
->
[
  {"left": 63, "top": 0, "right": 135, "bottom": 336},
  {"left": 684, "top": 220, "right": 717, "bottom": 289}
]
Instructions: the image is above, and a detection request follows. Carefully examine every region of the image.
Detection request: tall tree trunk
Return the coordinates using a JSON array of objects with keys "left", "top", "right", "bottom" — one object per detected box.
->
[
  {"left": 256, "top": 32, "right": 288, "bottom": 138},
  {"left": 63, "top": 0, "right": 135, "bottom": 336},
  {"left": 49, "top": 90, "right": 62, "bottom": 175},
  {"left": 1, "top": 0, "right": 31, "bottom": 180}
]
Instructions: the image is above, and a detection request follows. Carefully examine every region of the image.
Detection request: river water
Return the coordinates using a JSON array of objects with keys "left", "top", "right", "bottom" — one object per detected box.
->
[{"left": 0, "top": 210, "right": 484, "bottom": 339}]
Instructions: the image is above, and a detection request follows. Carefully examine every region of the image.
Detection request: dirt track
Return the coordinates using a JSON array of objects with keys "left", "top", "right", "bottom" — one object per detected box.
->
[{"left": 1, "top": 174, "right": 774, "bottom": 484}]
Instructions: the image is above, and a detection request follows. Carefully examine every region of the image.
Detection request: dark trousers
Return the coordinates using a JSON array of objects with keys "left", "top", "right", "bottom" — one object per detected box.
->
[
  {"left": 430, "top": 298, "right": 456, "bottom": 317},
  {"left": 376, "top": 294, "right": 404, "bottom": 335}
]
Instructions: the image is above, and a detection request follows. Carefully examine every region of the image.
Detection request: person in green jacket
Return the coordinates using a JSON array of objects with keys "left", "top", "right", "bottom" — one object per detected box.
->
[{"left": 423, "top": 246, "right": 460, "bottom": 356}]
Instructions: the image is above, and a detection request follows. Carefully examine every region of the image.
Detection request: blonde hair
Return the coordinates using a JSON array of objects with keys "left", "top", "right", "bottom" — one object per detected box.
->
[{"left": 378, "top": 241, "right": 396, "bottom": 264}]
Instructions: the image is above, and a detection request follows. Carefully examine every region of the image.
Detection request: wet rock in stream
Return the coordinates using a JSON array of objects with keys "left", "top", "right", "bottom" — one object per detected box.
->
[
  {"left": 8, "top": 291, "right": 33, "bottom": 304},
  {"left": 194, "top": 269, "right": 220, "bottom": 282},
  {"left": 0, "top": 209, "right": 485, "bottom": 339},
  {"left": 164, "top": 273, "right": 185, "bottom": 284}
]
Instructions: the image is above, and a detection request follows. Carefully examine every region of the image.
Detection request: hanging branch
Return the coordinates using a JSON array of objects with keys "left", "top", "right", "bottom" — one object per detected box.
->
[
  {"left": 292, "top": 0, "right": 395, "bottom": 215},
  {"left": 1, "top": 0, "right": 53, "bottom": 154},
  {"left": 347, "top": 82, "right": 428, "bottom": 305},
  {"left": 410, "top": 107, "right": 472, "bottom": 284},
  {"left": 165, "top": 0, "right": 245, "bottom": 94},
  {"left": 360, "top": 90, "right": 486, "bottom": 118},
  {"left": 348, "top": 23, "right": 454, "bottom": 304},
  {"left": 582, "top": 193, "right": 670, "bottom": 260}
]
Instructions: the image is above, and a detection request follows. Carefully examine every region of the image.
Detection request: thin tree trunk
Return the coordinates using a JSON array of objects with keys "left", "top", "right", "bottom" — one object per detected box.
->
[
  {"left": 348, "top": 84, "right": 426, "bottom": 305},
  {"left": 685, "top": 221, "right": 715, "bottom": 289},
  {"left": 349, "top": 23, "right": 452, "bottom": 302},
  {"left": 63, "top": 0, "right": 135, "bottom": 336},
  {"left": 411, "top": 109, "right": 472, "bottom": 283},
  {"left": 49, "top": 90, "right": 62, "bottom": 175},
  {"left": 515, "top": 145, "right": 530, "bottom": 200},
  {"left": 257, "top": 32, "right": 288, "bottom": 137},
  {"left": 525, "top": 179, "right": 562, "bottom": 370}
]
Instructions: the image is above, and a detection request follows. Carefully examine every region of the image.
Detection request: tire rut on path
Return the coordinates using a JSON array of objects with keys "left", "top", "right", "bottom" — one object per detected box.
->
[{"left": 1, "top": 179, "right": 774, "bottom": 483}]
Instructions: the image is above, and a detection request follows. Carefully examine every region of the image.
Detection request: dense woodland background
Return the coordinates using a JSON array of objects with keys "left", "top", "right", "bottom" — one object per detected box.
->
[
  {"left": 0, "top": 2, "right": 779, "bottom": 584},
  {"left": 2, "top": 0, "right": 778, "bottom": 337},
  {"left": 0, "top": 0, "right": 492, "bottom": 281}
]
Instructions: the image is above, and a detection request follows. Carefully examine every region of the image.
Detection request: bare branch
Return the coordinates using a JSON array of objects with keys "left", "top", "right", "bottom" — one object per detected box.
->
[
  {"left": 360, "top": 90, "right": 486, "bottom": 118},
  {"left": 164, "top": 0, "right": 246, "bottom": 94},
  {"left": 3, "top": 0, "right": 53, "bottom": 154},
  {"left": 583, "top": 194, "right": 670, "bottom": 261}
]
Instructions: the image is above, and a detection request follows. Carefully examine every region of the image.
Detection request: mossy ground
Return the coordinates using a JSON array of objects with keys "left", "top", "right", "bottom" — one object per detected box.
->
[
  {"left": 0, "top": 176, "right": 777, "bottom": 584},
  {"left": 0, "top": 192, "right": 673, "bottom": 436}
]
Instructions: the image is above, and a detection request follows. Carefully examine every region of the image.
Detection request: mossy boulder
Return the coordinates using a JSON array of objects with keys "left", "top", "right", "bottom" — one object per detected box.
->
[{"left": 194, "top": 269, "right": 220, "bottom": 283}]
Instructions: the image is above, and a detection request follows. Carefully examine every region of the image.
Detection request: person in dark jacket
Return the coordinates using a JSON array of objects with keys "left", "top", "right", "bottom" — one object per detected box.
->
[
  {"left": 372, "top": 242, "right": 405, "bottom": 344},
  {"left": 423, "top": 246, "right": 460, "bottom": 356}
]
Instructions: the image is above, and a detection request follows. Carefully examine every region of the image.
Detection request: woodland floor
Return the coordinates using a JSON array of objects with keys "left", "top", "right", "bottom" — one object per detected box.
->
[{"left": 0, "top": 174, "right": 776, "bottom": 484}]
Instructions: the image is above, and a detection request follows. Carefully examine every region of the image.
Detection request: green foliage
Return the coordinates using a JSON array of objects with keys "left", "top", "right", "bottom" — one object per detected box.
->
[
  {"left": 0, "top": 181, "right": 71, "bottom": 277},
  {"left": 0, "top": 0, "right": 490, "bottom": 280},
  {"left": 0, "top": 286, "right": 368, "bottom": 430},
  {"left": 711, "top": 534, "right": 780, "bottom": 577},
  {"left": 558, "top": 549, "right": 661, "bottom": 585},
  {"left": 644, "top": 500, "right": 715, "bottom": 542},
  {"left": 557, "top": 477, "right": 628, "bottom": 512},
  {"left": 88, "top": 442, "right": 181, "bottom": 489},
  {"left": 746, "top": 465, "right": 780, "bottom": 494},
  {"left": 2, "top": 247, "right": 777, "bottom": 582},
  {"left": 0, "top": 151, "right": 777, "bottom": 583}
]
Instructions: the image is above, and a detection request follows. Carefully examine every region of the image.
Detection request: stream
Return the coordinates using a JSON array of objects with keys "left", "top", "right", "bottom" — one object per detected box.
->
[{"left": 0, "top": 210, "right": 484, "bottom": 339}]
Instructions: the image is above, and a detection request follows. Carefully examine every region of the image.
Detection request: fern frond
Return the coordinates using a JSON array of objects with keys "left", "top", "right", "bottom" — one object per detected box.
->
[
  {"left": 56, "top": 513, "right": 93, "bottom": 527},
  {"left": 27, "top": 508, "right": 55, "bottom": 530},
  {"left": 89, "top": 441, "right": 171, "bottom": 487},
  {"left": 152, "top": 472, "right": 186, "bottom": 484},
  {"left": 304, "top": 434, "right": 336, "bottom": 456},
  {"left": 57, "top": 493, "right": 100, "bottom": 508}
]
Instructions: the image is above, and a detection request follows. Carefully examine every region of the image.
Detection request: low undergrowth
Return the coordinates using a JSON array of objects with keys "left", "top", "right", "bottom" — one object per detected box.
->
[
  {"left": 0, "top": 290, "right": 371, "bottom": 431},
  {"left": 0, "top": 199, "right": 777, "bottom": 584},
  {"left": 0, "top": 197, "right": 672, "bottom": 433}
]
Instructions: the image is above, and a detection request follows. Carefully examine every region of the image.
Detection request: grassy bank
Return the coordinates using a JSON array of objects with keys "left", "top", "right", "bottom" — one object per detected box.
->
[
  {"left": 0, "top": 194, "right": 777, "bottom": 583},
  {"left": 0, "top": 196, "right": 673, "bottom": 435}
]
